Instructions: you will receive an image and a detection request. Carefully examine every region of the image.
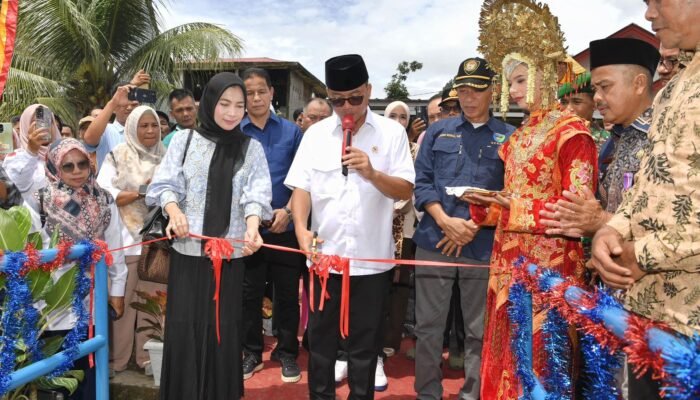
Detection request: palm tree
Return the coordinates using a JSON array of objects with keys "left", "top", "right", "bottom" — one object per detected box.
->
[{"left": 1, "top": 0, "right": 243, "bottom": 128}]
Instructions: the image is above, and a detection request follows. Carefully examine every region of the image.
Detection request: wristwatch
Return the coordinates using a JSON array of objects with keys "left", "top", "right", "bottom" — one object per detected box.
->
[{"left": 283, "top": 206, "right": 292, "bottom": 219}]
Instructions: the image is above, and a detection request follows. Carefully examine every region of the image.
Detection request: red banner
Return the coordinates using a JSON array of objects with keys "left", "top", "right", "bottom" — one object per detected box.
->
[{"left": 0, "top": 0, "right": 18, "bottom": 100}]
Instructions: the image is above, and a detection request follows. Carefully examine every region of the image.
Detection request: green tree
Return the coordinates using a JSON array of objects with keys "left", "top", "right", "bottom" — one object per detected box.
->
[
  {"left": 1, "top": 0, "right": 243, "bottom": 128},
  {"left": 384, "top": 60, "right": 423, "bottom": 100}
]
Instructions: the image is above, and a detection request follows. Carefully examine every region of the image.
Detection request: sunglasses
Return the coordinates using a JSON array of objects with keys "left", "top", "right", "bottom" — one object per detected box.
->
[
  {"left": 60, "top": 160, "right": 90, "bottom": 173},
  {"left": 440, "top": 104, "right": 461, "bottom": 114},
  {"left": 329, "top": 95, "right": 364, "bottom": 107}
]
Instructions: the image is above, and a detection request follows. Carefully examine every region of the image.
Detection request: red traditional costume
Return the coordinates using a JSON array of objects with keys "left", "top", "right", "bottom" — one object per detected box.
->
[
  {"left": 473, "top": 109, "right": 597, "bottom": 399},
  {"left": 474, "top": 1, "right": 599, "bottom": 398}
]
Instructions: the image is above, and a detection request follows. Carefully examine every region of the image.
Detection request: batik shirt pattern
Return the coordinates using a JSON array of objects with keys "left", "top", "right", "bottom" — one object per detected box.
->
[
  {"left": 599, "top": 108, "right": 652, "bottom": 213},
  {"left": 607, "top": 47, "right": 700, "bottom": 336}
]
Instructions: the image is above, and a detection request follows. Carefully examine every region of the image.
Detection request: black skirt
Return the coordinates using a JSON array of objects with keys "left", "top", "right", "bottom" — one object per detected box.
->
[{"left": 159, "top": 250, "right": 244, "bottom": 400}]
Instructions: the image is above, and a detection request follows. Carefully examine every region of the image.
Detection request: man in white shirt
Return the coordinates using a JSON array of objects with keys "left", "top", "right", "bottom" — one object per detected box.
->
[
  {"left": 285, "top": 54, "right": 415, "bottom": 400},
  {"left": 83, "top": 70, "right": 149, "bottom": 168}
]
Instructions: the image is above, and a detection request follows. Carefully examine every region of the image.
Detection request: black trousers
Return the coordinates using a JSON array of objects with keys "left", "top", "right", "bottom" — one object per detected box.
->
[
  {"left": 242, "top": 230, "right": 305, "bottom": 359},
  {"left": 308, "top": 271, "right": 391, "bottom": 400}
]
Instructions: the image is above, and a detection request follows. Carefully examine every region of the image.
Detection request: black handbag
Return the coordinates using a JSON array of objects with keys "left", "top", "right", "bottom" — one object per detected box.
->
[
  {"left": 136, "top": 130, "right": 194, "bottom": 283},
  {"left": 137, "top": 207, "right": 171, "bottom": 283}
]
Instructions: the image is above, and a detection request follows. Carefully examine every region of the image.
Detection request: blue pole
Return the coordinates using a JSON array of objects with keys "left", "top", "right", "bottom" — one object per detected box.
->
[
  {"left": 5, "top": 337, "right": 106, "bottom": 391},
  {"left": 0, "top": 246, "right": 110, "bottom": 399},
  {"left": 94, "top": 257, "right": 109, "bottom": 400},
  {"left": 564, "top": 286, "right": 689, "bottom": 360}
]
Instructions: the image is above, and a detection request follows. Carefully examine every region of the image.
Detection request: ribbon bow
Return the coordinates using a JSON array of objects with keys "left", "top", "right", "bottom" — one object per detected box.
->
[
  {"left": 309, "top": 255, "right": 351, "bottom": 338},
  {"left": 204, "top": 237, "right": 234, "bottom": 344}
]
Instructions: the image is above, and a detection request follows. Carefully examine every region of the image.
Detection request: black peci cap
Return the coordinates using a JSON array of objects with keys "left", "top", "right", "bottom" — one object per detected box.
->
[
  {"left": 589, "top": 38, "right": 660, "bottom": 77},
  {"left": 325, "top": 54, "right": 369, "bottom": 91}
]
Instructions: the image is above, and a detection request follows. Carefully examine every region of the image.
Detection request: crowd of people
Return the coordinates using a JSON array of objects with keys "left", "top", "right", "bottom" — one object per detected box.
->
[{"left": 0, "top": 0, "right": 699, "bottom": 399}]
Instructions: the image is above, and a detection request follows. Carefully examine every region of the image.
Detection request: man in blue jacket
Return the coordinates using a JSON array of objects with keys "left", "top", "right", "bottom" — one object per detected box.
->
[{"left": 412, "top": 57, "right": 515, "bottom": 400}]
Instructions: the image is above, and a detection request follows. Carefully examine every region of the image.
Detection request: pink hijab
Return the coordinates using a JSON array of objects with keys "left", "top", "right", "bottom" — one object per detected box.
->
[{"left": 18, "top": 104, "right": 62, "bottom": 159}]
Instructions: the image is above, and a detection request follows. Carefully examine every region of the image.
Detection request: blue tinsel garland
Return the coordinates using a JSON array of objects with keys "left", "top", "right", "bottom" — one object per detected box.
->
[
  {"left": 660, "top": 334, "right": 700, "bottom": 400},
  {"left": 580, "top": 332, "right": 620, "bottom": 400},
  {"left": 541, "top": 309, "right": 572, "bottom": 399},
  {"left": 0, "top": 251, "right": 27, "bottom": 395},
  {"left": 507, "top": 282, "right": 537, "bottom": 396},
  {"left": 581, "top": 285, "right": 623, "bottom": 324},
  {"left": 48, "top": 239, "right": 95, "bottom": 378}
]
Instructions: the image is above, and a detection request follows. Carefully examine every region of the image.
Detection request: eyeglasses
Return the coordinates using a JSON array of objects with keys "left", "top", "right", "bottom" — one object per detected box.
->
[
  {"left": 306, "top": 114, "right": 330, "bottom": 122},
  {"left": 329, "top": 95, "right": 364, "bottom": 107},
  {"left": 60, "top": 160, "right": 90, "bottom": 173},
  {"left": 440, "top": 104, "right": 461, "bottom": 114},
  {"left": 659, "top": 57, "right": 680, "bottom": 70}
]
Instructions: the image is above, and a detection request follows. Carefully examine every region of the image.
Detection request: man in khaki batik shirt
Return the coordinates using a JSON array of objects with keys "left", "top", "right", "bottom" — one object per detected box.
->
[{"left": 591, "top": 0, "right": 700, "bottom": 338}]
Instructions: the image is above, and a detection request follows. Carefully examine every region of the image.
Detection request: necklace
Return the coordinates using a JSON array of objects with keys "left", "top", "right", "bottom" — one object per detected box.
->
[{"left": 512, "top": 110, "right": 561, "bottom": 165}]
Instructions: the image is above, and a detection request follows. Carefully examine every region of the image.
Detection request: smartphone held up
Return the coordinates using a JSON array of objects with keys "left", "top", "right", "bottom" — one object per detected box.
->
[
  {"left": 128, "top": 88, "right": 157, "bottom": 104},
  {"left": 34, "top": 106, "right": 53, "bottom": 142}
]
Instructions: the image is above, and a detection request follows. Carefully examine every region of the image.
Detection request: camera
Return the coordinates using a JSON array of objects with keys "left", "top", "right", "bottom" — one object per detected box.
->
[{"left": 128, "top": 88, "right": 157, "bottom": 104}]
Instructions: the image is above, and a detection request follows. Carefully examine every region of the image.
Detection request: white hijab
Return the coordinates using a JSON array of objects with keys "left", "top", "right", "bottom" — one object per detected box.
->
[{"left": 109, "top": 105, "right": 166, "bottom": 239}]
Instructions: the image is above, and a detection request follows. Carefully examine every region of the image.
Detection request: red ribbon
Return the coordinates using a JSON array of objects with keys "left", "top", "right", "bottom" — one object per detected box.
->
[
  {"left": 308, "top": 255, "right": 351, "bottom": 338},
  {"left": 202, "top": 237, "right": 234, "bottom": 345},
  {"left": 104, "top": 233, "right": 488, "bottom": 341}
]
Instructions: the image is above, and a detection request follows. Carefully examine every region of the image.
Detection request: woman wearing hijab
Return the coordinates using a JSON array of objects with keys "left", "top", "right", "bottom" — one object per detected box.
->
[
  {"left": 96, "top": 105, "right": 166, "bottom": 375},
  {"left": 382, "top": 101, "right": 419, "bottom": 357},
  {"left": 2, "top": 104, "right": 62, "bottom": 209},
  {"left": 146, "top": 72, "right": 272, "bottom": 399},
  {"left": 31, "top": 138, "right": 127, "bottom": 400}
]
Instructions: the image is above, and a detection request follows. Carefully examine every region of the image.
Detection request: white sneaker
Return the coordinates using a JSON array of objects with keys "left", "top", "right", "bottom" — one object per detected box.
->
[
  {"left": 334, "top": 359, "right": 348, "bottom": 384},
  {"left": 374, "top": 356, "right": 388, "bottom": 392},
  {"left": 382, "top": 347, "right": 395, "bottom": 357}
]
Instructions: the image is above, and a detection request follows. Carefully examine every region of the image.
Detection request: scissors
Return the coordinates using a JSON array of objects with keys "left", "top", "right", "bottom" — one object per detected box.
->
[{"left": 311, "top": 231, "right": 319, "bottom": 262}]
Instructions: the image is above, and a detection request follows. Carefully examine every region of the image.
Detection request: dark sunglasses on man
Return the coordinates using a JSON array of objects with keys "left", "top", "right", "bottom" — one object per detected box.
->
[
  {"left": 440, "top": 104, "right": 461, "bottom": 114},
  {"left": 329, "top": 95, "right": 363, "bottom": 108},
  {"left": 60, "top": 159, "right": 90, "bottom": 173}
]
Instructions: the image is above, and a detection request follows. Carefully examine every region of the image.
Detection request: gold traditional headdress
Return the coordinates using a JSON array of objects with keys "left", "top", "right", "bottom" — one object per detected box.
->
[{"left": 478, "top": 0, "right": 567, "bottom": 115}]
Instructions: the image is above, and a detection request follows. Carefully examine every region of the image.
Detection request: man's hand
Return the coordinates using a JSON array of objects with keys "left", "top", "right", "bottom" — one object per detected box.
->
[
  {"left": 539, "top": 187, "right": 608, "bottom": 238},
  {"left": 618, "top": 241, "right": 646, "bottom": 281},
  {"left": 130, "top": 69, "right": 151, "bottom": 87},
  {"left": 109, "top": 296, "right": 125, "bottom": 319},
  {"left": 268, "top": 209, "right": 290, "bottom": 234},
  {"left": 589, "top": 225, "right": 635, "bottom": 289},
  {"left": 342, "top": 146, "right": 375, "bottom": 180},
  {"left": 436, "top": 236, "right": 462, "bottom": 257},
  {"left": 408, "top": 118, "right": 426, "bottom": 142},
  {"left": 438, "top": 217, "right": 479, "bottom": 246},
  {"left": 296, "top": 228, "right": 324, "bottom": 262},
  {"left": 110, "top": 85, "right": 132, "bottom": 109}
]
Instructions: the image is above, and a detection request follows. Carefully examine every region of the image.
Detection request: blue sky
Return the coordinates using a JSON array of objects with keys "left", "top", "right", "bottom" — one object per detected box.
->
[{"left": 161, "top": 0, "right": 651, "bottom": 99}]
